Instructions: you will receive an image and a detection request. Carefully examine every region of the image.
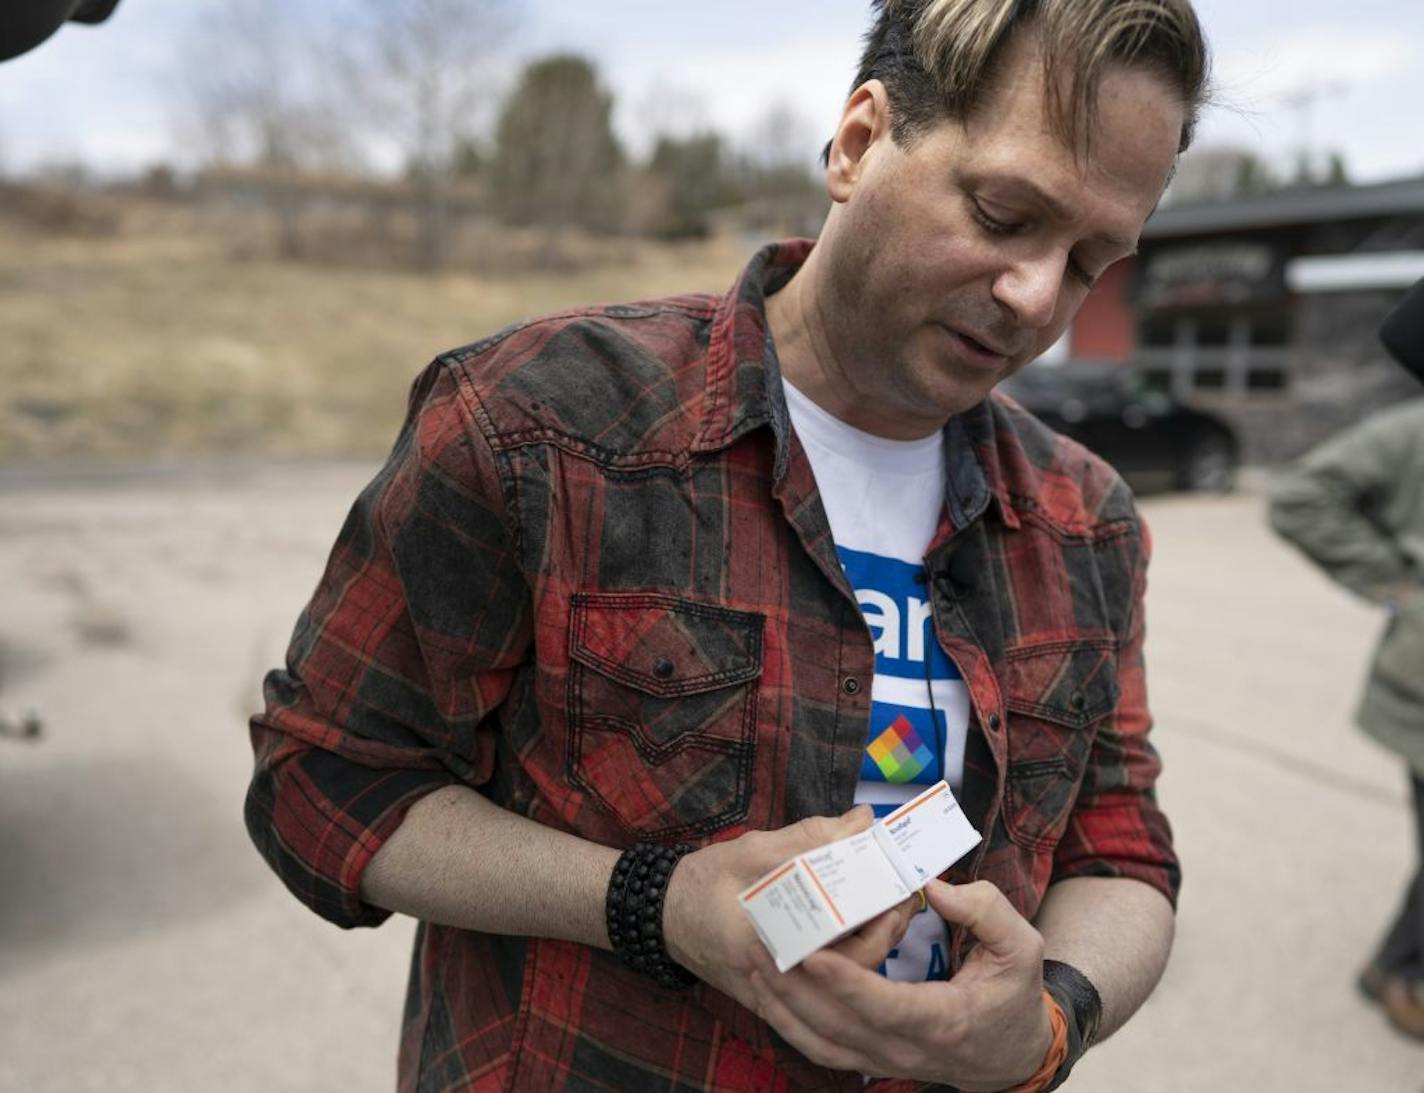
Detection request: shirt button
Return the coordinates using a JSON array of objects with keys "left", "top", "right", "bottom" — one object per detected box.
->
[
  {"left": 653, "top": 657, "right": 675, "bottom": 680},
  {"left": 842, "top": 677, "right": 861, "bottom": 695},
  {"left": 1070, "top": 692, "right": 1087, "bottom": 712},
  {"left": 987, "top": 713, "right": 1002, "bottom": 731}
]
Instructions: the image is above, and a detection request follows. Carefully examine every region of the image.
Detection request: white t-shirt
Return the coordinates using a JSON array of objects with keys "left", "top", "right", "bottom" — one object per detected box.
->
[{"left": 783, "top": 378, "right": 972, "bottom": 984}]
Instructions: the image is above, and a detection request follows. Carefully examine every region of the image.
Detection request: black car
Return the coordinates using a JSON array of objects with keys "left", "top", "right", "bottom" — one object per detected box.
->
[{"left": 998, "top": 361, "right": 1239, "bottom": 492}]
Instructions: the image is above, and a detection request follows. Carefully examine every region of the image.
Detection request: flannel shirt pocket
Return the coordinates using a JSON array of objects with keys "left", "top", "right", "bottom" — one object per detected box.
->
[
  {"left": 567, "top": 592, "right": 764, "bottom": 840},
  {"left": 1001, "top": 638, "right": 1119, "bottom": 852}
]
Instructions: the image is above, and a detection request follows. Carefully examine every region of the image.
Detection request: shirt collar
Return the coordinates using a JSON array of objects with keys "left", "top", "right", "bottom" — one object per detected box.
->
[
  {"left": 692, "top": 238, "right": 806, "bottom": 471},
  {"left": 694, "top": 238, "right": 1012, "bottom": 529}
]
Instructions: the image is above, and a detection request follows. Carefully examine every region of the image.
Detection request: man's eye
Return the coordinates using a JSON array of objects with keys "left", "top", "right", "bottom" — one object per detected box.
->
[
  {"left": 973, "top": 196, "right": 1100, "bottom": 289},
  {"left": 1067, "top": 258, "right": 1098, "bottom": 290},
  {"left": 970, "top": 199, "right": 1024, "bottom": 236}
]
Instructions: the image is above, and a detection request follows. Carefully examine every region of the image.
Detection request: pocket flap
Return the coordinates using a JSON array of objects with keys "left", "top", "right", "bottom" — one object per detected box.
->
[
  {"left": 1003, "top": 639, "right": 1119, "bottom": 729},
  {"left": 570, "top": 592, "right": 764, "bottom": 697}
]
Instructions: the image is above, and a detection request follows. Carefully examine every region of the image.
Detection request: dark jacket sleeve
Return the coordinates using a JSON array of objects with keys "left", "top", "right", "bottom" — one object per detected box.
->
[
  {"left": 244, "top": 360, "right": 533, "bottom": 928},
  {"left": 1268, "top": 413, "right": 1416, "bottom": 605}
]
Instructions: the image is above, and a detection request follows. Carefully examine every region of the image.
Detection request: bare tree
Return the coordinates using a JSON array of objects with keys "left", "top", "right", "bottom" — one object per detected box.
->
[
  {"left": 178, "top": 0, "right": 354, "bottom": 257},
  {"left": 740, "top": 101, "right": 820, "bottom": 174},
  {"left": 736, "top": 100, "right": 823, "bottom": 199},
  {"left": 340, "top": 0, "right": 517, "bottom": 270},
  {"left": 634, "top": 79, "right": 711, "bottom": 155}
]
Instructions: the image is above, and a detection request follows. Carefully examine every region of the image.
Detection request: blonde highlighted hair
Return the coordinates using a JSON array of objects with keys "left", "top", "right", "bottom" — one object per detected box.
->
[{"left": 849, "top": 0, "right": 1209, "bottom": 154}]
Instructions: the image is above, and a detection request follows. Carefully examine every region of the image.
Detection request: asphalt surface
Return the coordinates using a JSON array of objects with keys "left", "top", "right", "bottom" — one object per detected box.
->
[{"left": 0, "top": 461, "right": 1420, "bottom": 1091}]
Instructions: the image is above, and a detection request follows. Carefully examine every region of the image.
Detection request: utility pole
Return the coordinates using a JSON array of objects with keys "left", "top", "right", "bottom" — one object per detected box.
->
[{"left": 1278, "top": 80, "right": 1347, "bottom": 184}]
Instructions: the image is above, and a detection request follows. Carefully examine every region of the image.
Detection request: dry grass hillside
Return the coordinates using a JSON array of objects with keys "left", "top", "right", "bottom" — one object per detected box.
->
[{"left": 0, "top": 196, "right": 751, "bottom": 461}]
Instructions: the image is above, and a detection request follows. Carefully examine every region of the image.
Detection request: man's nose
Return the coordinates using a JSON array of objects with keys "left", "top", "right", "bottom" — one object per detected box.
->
[{"left": 991, "top": 253, "right": 1064, "bottom": 331}]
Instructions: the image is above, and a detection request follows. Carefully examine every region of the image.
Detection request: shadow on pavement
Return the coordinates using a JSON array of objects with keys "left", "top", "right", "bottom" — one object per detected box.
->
[{"left": 0, "top": 757, "right": 262, "bottom": 973}]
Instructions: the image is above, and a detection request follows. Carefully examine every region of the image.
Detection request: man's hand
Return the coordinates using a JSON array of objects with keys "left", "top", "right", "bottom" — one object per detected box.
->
[
  {"left": 745, "top": 879, "right": 1052, "bottom": 1089},
  {"left": 663, "top": 807, "right": 917, "bottom": 1017}
]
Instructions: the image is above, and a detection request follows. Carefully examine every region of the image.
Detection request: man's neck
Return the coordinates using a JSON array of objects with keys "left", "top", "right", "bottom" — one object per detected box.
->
[
  {"left": 765, "top": 255, "right": 863, "bottom": 428},
  {"left": 765, "top": 254, "right": 944, "bottom": 442}
]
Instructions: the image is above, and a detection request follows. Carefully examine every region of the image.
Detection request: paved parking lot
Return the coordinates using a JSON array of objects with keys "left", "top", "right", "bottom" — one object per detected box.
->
[{"left": 1, "top": 461, "right": 1420, "bottom": 1091}]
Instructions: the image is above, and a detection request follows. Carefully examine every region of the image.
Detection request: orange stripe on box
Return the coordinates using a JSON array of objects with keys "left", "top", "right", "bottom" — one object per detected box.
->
[
  {"left": 800, "top": 858, "right": 845, "bottom": 928},
  {"left": 884, "top": 781, "right": 950, "bottom": 824},
  {"left": 741, "top": 860, "right": 798, "bottom": 901}
]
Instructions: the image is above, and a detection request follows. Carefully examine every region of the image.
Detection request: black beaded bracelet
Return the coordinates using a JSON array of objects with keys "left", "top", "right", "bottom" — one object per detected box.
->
[{"left": 605, "top": 842, "right": 697, "bottom": 989}]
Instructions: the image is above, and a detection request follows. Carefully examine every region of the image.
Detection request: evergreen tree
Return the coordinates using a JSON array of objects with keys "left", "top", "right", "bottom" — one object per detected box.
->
[
  {"left": 490, "top": 55, "right": 626, "bottom": 234},
  {"left": 645, "top": 132, "right": 736, "bottom": 238}
]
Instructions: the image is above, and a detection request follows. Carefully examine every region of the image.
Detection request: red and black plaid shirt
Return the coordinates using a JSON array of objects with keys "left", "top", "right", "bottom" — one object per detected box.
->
[{"left": 247, "top": 239, "right": 1178, "bottom": 1092}]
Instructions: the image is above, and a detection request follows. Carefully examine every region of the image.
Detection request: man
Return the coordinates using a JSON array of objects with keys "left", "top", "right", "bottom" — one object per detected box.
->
[
  {"left": 1269, "top": 280, "right": 1424, "bottom": 1042},
  {"left": 246, "top": 1, "right": 1208, "bottom": 1088}
]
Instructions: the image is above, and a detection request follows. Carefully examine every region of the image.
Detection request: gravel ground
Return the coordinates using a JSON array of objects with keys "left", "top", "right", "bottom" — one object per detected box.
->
[{"left": 1, "top": 461, "right": 1420, "bottom": 1092}]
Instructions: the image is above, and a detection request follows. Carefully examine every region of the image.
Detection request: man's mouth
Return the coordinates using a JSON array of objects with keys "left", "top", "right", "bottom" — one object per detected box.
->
[{"left": 941, "top": 325, "right": 1013, "bottom": 365}]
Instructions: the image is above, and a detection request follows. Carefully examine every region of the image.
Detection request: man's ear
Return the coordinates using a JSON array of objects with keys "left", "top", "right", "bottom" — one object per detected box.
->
[{"left": 826, "top": 80, "right": 891, "bottom": 203}]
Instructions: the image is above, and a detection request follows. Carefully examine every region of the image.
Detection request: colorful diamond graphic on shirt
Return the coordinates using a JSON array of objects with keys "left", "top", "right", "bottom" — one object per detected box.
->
[{"left": 866, "top": 715, "right": 935, "bottom": 784}]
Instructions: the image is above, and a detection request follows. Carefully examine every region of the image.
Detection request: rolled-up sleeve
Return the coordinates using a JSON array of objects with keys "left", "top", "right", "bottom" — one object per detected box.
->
[
  {"left": 244, "top": 360, "right": 532, "bottom": 928},
  {"left": 1053, "top": 517, "right": 1182, "bottom": 908}
]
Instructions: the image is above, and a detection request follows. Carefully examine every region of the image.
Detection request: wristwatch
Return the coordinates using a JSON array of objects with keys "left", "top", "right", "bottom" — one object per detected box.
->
[{"left": 1040, "top": 959, "right": 1103, "bottom": 1089}]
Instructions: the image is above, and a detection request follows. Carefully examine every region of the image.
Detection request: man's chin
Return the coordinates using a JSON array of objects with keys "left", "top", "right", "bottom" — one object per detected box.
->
[
  {"left": 907, "top": 380, "right": 1000, "bottom": 425},
  {"left": 926, "top": 361, "right": 1016, "bottom": 416}
]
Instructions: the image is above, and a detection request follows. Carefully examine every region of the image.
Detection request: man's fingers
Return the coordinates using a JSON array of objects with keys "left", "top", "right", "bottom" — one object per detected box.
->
[
  {"left": 796, "top": 804, "right": 875, "bottom": 846},
  {"left": 831, "top": 898, "right": 917, "bottom": 970},
  {"left": 748, "top": 969, "right": 867, "bottom": 1073},
  {"left": 924, "top": 879, "right": 1042, "bottom": 961},
  {"left": 798, "top": 949, "right": 945, "bottom": 1040},
  {"left": 751, "top": 955, "right": 923, "bottom": 1073},
  {"left": 761, "top": 805, "right": 875, "bottom": 859}
]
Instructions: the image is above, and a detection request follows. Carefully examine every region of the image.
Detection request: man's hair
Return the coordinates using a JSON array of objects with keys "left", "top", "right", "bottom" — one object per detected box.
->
[{"left": 841, "top": 0, "right": 1209, "bottom": 158}]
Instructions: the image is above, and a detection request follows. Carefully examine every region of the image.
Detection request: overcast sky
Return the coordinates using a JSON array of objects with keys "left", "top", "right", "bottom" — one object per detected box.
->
[{"left": 0, "top": 0, "right": 1419, "bottom": 183}]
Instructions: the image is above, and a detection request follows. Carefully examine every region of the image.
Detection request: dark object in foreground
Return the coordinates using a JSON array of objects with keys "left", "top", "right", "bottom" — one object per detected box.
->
[
  {"left": 1359, "top": 962, "right": 1424, "bottom": 1041},
  {"left": 1000, "top": 360, "right": 1239, "bottom": 493},
  {"left": 0, "top": 0, "right": 121, "bottom": 62},
  {"left": 1381, "top": 277, "right": 1424, "bottom": 381},
  {"left": 0, "top": 708, "right": 43, "bottom": 741}
]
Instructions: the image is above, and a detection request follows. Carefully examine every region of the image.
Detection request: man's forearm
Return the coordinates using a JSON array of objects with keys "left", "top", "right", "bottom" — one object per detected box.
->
[
  {"left": 1033, "top": 876, "right": 1175, "bottom": 1040},
  {"left": 360, "top": 785, "right": 620, "bottom": 949}
]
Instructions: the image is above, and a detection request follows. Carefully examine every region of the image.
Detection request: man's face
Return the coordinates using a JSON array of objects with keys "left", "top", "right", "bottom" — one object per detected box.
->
[{"left": 812, "top": 35, "right": 1184, "bottom": 437}]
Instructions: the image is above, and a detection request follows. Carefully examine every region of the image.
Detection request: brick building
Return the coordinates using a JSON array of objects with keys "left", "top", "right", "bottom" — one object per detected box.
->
[{"left": 1069, "top": 176, "right": 1424, "bottom": 464}]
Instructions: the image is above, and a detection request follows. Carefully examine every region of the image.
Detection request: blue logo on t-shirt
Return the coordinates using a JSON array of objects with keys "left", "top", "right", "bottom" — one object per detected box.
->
[{"left": 836, "top": 546, "right": 962, "bottom": 682}]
